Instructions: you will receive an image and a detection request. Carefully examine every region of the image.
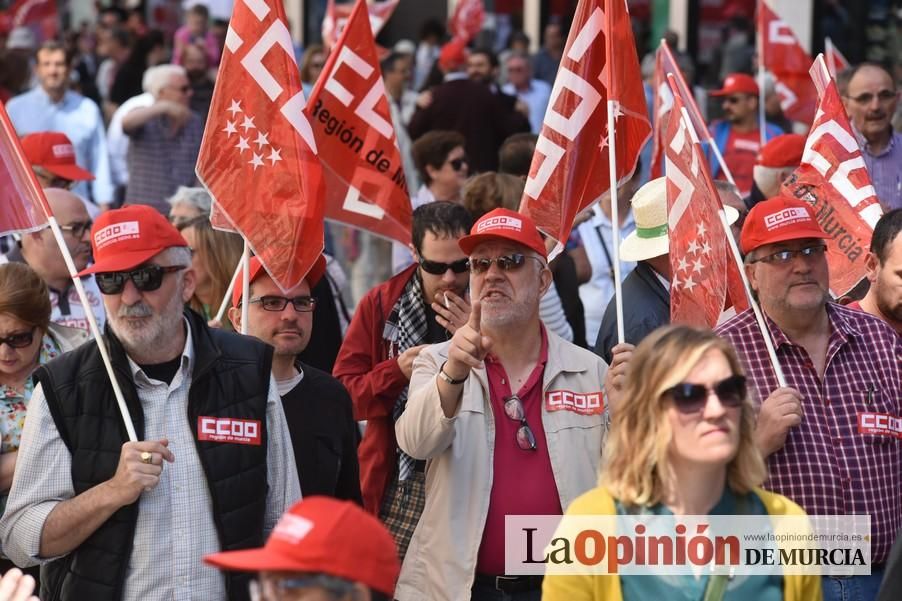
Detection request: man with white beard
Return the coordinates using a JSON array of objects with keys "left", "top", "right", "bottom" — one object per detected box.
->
[{"left": 0, "top": 205, "right": 300, "bottom": 601}]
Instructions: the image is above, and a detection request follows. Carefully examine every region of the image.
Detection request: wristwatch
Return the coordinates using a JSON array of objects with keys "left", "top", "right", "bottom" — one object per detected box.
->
[{"left": 438, "top": 362, "right": 468, "bottom": 385}]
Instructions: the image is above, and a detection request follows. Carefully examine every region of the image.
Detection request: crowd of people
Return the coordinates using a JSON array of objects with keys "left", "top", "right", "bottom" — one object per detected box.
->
[{"left": 0, "top": 3, "right": 900, "bottom": 601}]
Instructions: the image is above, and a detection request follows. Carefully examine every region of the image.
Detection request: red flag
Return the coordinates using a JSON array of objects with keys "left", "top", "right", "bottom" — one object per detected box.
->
[
  {"left": 825, "top": 37, "right": 850, "bottom": 78},
  {"left": 322, "top": 0, "right": 399, "bottom": 51},
  {"left": 758, "top": 0, "right": 817, "bottom": 124},
  {"left": 519, "top": 0, "right": 651, "bottom": 252},
  {"left": 196, "top": 0, "right": 326, "bottom": 293},
  {"left": 0, "top": 0, "right": 58, "bottom": 41},
  {"left": 781, "top": 55, "right": 884, "bottom": 297},
  {"left": 448, "top": 0, "right": 485, "bottom": 44},
  {"left": 305, "top": 0, "right": 412, "bottom": 245},
  {"left": 665, "top": 79, "right": 729, "bottom": 328},
  {"left": 0, "top": 103, "right": 51, "bottom": 237}
]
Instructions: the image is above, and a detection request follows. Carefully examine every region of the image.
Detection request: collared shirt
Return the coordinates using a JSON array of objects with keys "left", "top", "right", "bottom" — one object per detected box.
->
[
  {"left": 5, "top": 87, "right": 114, "bottom": 205},
  {"left": 0, "top": 320, "right": 301, "bottom": 600},
  {"left": 855, "top": 128, "right": 902, "bottom": 211},
  {"left": 502, "top": 79, "right": 551, "bottom": 133},
  {"left": 108, "top": 92, "right": 155, "bottom": 186},
  {"left": 716, "top": 304, "right": 902, "bottom": 563}
]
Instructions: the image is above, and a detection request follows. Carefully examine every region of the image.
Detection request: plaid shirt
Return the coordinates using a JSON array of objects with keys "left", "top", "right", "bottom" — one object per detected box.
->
[{"left": 717, "top": 304, "right": 902, "bottom": 563}]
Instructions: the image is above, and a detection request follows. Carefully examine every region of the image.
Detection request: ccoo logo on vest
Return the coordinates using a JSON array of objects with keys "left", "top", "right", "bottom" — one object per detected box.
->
[{"left": 198, "top": 416, "right": 262, "bottom": 445}]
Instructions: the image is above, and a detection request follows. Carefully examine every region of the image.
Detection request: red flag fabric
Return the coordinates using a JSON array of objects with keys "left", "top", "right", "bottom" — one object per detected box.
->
[
  {"left": 825, "top": 38, "right": 850, "bottom": 78},
  {"left": 758, "top": 0, "right": 817, "bottom": 124},
  {"left": 0, "top": 103, "right": 50, "bottom": 237},
  {"left": 781, "top": 55, "right": 884, "bottom": 297},
  {"left": 519, "top": 0, "right": 651, "bottom": 252},
  {"left": 304, "top": 0, "right": 412, "bottom": 245},
  {"left": 196, "top": 0, "right": 326, "bottom": 293},
  {"left": 665, "top": 81, "right": 729, "bottom": 328},
  {"left": 0, "top": 0, "right": 58, "bottom": 41},
  {"left": 322, "top": 0, "right": 399, "bottom": 51},
  {"left": 448, "top": 0, "right": 485, "bottom": 44}
]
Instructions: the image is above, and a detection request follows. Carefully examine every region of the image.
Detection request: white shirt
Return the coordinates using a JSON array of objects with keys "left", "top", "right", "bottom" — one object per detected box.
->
[{"left": 107, "top": 92, "right": 154, "bottom": 187}]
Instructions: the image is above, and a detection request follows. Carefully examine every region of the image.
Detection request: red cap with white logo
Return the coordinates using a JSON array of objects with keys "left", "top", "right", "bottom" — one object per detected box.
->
[
  {"left": 204, "top": 496, "right": 400, "bottom": 596},
  {"left": 458, "top": 208, "right": 547, "bottom": 258},
  {"left": 78, "top": 205, "right": 189, "bottom": 275},
  {"left": 739, "top": 196, "right": 829, "bottom": 254},
  {"left": 20, "top": 132, "right": 95, "bottom": 181},
  {"left": 710, "top": 73, "right": 759, "bottom": 97}
]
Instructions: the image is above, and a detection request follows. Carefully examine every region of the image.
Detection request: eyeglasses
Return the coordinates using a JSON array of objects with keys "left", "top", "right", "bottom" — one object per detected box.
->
[
  {"left": 58, "top": 220, "right": 93, "bottom": 238},
  {"left": 250, "top": 573, "right": 355, "bottom": 601},
  {"left": 95, "top": 264, "right": 187, "bottom": 294},
  {"left": 748, "top": 244, "right": 827, "bottom": 265},
  {"left": 504, "top": 395, "right": 537, "bottom": 450},
  {"left": 844, "top": 90, "right": 897, "bottom": 105},
  {"left": 419, "top": 257, "right": 470, "bottom": 275},
  {"left": 0, "top": 327, "right": 37, "bottom": 349},
  {"left": 33, "top": 167, "right": 76, "bottom": 190},
  {"left": 469, "top": 253, "right": 545, "bottom": 275},
  {"left": 248, "top": 295, "right": 317, "bottom": 312},
  {"left": 171, "top": 214, "right": 208, "bottom": 231},
  {"left": 447, "top": 156, "right": 468, "bottom": 171},
  {"left": 664, "top": 374, "right": 747, "bottom": 414}
]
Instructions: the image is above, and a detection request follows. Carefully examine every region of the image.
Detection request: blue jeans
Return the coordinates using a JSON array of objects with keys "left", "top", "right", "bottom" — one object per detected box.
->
[
  {"left": 822, "top": 566, "right": 885, "bottom": 601},
  {"left": 469, "top": 581, "right": 542, "bottom": 601}
]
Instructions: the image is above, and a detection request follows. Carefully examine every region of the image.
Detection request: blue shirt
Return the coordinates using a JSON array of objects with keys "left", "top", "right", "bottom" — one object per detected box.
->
[
  {"left": 6, "top": 87, "right": 114, "bottom": 205},
  {"left": 502, "top": 80, "right": 552, "bottom": 134},
  {"left": 856, "top": 129, "right": 902, "bottom": 212}
]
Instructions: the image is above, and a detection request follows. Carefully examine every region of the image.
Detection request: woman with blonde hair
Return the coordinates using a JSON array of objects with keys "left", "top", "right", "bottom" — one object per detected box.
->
[
  {"left": 177, "top": 217, "right": 243, "bottom": 324},
  {"left": 543, "top": 325, "right": 821, "bottom": 600}
]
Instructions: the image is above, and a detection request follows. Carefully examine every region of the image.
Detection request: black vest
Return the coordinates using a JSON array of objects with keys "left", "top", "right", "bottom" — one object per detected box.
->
[{"left": 33, "top": 310, "right": 273, "bottom": 601}]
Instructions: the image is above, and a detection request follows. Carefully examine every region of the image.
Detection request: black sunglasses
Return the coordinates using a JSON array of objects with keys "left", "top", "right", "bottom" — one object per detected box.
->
[
  {"left": 504, "top": 395, "right": 537, "bottom": 450},
  {"left": 95, "top": 264, "right": 187, "bottom": 295},
  {"left": 419, "top": 258, "right": 470, "bottom": 275},
  {"left": 448, "top": 157, "right": 468, "bottom": 171},
  {"left": 0, "top": 327, "right": 37, "bottom": 349},
  {"left": 248, "top": 295, "right": 316, "bottom": 312},
  {"left": 469, "top": 253, "right": 545, "bottom": 274},
  {"left": 664, "top": 374, "right": 747, "bottom": 414}
]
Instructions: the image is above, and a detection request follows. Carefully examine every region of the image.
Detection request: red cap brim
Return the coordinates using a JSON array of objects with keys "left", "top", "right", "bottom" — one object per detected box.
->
[
  {"left": 78, "top": 247, "right": 168, "bottom": 276},
  {"left": 42, "top": 163, "right": 95, "bottom": 181},
  {"left": 458, "top": 233, "right": 547, "bottom": 259},
  {"left": 204, "top": 547, "right": 316, "bottom": 573}
]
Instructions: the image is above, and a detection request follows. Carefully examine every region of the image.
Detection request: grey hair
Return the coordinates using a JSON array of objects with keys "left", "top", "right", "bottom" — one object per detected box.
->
[
  {"left": 167, "top": 186, "right": 212, "bottom": 214},
  {"left": 143, "top": 64, "right": 187, "bottom": 97},
  {"left": 160, "top": 246, "right": 193, "bottom": 267}
]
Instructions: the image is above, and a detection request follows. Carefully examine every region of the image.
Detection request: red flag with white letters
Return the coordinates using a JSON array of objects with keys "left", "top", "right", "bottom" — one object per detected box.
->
[
  {"left": 0, "top": 103, "right": 51, "bottom": 237},
  {"left": 665, "top": 79, "right": 729, "bottom": 328},
  {"left": 0, "top": 0, "right": 58, "bottom": 42},
  {"left": 758, "top": 0, "right": 817, "bottom": 124},
  {"left": 448, "top": 0, "right": 485, "bottom": 44},
  {"left": 519, "top": 0, "right": 651, "bottom": 253},
  {"left": 196, "top": 0, "right": 326, "bottom": 293},
  {"left": 322, "top": 0, "right": 399, "bottom": 51},
  {"left": 781, "top": 55, "right": 884, "bottom": 297},
  {"left": 305, "top": 0, "right": 412, "bottom": 245}
]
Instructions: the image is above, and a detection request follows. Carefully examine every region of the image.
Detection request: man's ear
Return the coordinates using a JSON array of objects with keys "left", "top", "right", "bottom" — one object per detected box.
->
[
  {"left": 744, "top": 262, "right": 758, "bottom": 295},
  {"left": 181, "top": 267, "right": 197, "bottom": 302},
  {"left": 409, "top": 244, "right": 420, "bottom": 263},
  {"left": 227, "top": 306, "right": 241, "bottom": 331},
  {"left": 864, "top": 251, "right": 880, "bottom": 283},
  {"left": 538, "top": 262, "right": 553, "bottom": 297}
]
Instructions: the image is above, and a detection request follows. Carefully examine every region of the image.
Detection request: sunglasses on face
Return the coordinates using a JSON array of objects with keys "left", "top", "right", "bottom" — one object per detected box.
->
[
  {"left": 504, "top": 395, "right": 537, "bottom": 450},
  {"left": 664, "top": 374, "right": 747, "bottom": 414},
  {"left": 447, "top": 157, "right": 468, "bottom": 171},
  {"left": 95, "top": 264, "right": 187, "bottom": 295},
  {"left": 469, "top": 253, "right": 545, "bottom": 275},
  {"left": 419, "top": 257, "right": 470, "bottom": 275},
  {"left": 748, "top": 244, "right": 827, "bottom": 265},
  {"left": 248, "top": 295, "right": 316, "bottom": 312},
  {"left": 58, "top": 220, "right": 93, "bottom": 238},
  {"left": 845, "top": 90, "right": 897, "bottom": 105},
  {"left": 0, "top": 327, "right": 37, "bottom": 349}
]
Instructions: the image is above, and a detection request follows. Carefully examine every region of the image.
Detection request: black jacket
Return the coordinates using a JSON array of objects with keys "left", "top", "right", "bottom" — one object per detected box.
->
[{"left": 593, "top": 261, "right": 670, "bottom": 364}]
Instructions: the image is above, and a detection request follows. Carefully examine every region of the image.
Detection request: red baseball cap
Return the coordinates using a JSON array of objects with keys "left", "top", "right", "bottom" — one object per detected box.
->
[
  {"left": 439, "top": 37, "right": 468, "bottom": 72},
  {"left": 231, "top": 255, "right": 327, "bottom": 307},
  {"left": 739, "top": 196, "right": 829, "bottom": 254},
  {"left": 204, "top": 496, "right": 400, "bottom": 596},
  {"left": 79, "top": 205, "right": 189, "bottom": 275},
  {"left": 458, "top": 208, "right": 547, "bottom": 259},
  {"left": 20, "top": 132, "right": 95, "bottom": 181},
  {"left": 710, "top": 73, "right": 758, "bottom": 97},
  {"left": 755, "top": 133, "right": 806, "bottom": 168}
]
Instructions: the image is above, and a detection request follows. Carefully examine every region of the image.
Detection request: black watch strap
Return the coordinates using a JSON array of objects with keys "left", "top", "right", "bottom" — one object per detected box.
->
[{"left": 438, "top": 361, "right": 468, "bottom": 385}]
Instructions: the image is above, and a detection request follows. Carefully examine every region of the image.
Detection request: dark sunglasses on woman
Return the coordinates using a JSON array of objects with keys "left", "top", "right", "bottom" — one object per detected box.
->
[
  {"left": 0, "top": 327, "right": 37, "bottom": 349},
  {"left": 664, "top": 374, "right": 747, "bottom": 414}
]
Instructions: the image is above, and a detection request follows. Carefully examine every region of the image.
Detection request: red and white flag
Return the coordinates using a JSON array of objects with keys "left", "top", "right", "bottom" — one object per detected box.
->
[
  {"left": 0, "top": 0, "right": 58, "bottom": 43},
  {"left": 665, "top": 77, "right": 729, "bottom": 328},
  {"left": 0, "top": 103, "right": 51, "bottom": 237},
  {"left": 519, "top": 0, "right": 651, "bottom": 253},
  {"left": 825, "top": 37, "right": 850, "bottom": 78},
  {"left": 448, "top": 0, "right": 485, "bottom": 44},
  {"left": 322, "top": 0, "right": 399, "bottom": 51},
  {"left": 781, "top": 54, "right": 883, "bottom": 297},
  {"left": 196, "top": 0, "right": 326, "bottom": 293},
  {"left": 758, "top": 0, "right": 817, "bottom": 124},
  {"left": 305, "top": 0, "right": 412, "bottom": 245}
]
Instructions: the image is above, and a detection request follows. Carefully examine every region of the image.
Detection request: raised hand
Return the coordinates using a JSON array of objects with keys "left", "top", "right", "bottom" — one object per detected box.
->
[{"left": 445, "top": 300, "right": 493, "bottom": 380}]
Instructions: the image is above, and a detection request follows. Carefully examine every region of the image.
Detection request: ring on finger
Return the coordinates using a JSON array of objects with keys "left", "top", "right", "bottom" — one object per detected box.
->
[{"left": 140, "top": 451, "right": 153, "bottom": 464}]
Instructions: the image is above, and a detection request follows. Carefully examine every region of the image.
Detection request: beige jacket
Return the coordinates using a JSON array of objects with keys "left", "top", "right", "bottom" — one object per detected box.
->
[{"left": 394, "top": 332, "right": 609, "bottom": 601}]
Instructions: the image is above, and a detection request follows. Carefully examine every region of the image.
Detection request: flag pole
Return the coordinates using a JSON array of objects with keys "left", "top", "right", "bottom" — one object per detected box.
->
[
  {"left": 757, "top": 0, "right": 767, "bottom": 146},
  {"left": 213, "top": 258, "right": 243, "bottom": 324},
  {"left": 607, "top": 98, "right": 625, "bottom": 345},
  {"left": 47, "top": 218, "right": 139, "bottom": 441},
  {"left": 240, "top": 240, "right": 250, "bottom": 335},
  {"left": 825, "top": 37, "right": 836, "bottom": 78}
]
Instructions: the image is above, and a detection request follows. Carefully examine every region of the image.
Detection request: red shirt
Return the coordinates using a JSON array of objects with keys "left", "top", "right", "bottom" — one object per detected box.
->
[
  {"left": 476, "top": 326, "right": 562, "bottom": 574},
  {"left": 721, "top": 128, "right": 762, "bottom": 196}
]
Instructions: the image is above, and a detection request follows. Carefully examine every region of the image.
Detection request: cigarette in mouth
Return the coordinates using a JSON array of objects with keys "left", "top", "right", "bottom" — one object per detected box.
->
[{"left": 443, "top": 292, "right": 450, "bottom": 309}]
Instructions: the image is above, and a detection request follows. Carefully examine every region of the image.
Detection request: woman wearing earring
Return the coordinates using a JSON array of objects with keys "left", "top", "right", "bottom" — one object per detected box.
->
[{"left": 543, "top": 325, "right": 821, "bottom": 600}]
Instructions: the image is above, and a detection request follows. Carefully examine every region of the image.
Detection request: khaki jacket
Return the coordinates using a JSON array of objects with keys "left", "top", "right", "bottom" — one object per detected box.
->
[{"left": 394, "top": 332, "right": 609, "bottom": 601}]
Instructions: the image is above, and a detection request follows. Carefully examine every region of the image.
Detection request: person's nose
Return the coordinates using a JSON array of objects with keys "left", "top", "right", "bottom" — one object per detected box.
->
[{"left": 120, "top": 278, "right": 143, "bottom": 305}]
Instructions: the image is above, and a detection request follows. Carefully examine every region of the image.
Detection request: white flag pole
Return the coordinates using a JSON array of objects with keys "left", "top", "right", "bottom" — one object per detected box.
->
[
  {"left": 213, "top": 258, "right": 243, "bottom": 324},
  {"left": 240, "top": 240, "right": 250, "bottom": 335},
  {"left": 607, "top": 99, "right": 625, "bottom": 345},
  {"left": 47, "top": 218, "right": 139, "bottom": 441},
  {"left": 758, "top": 65, "right": 768, "bottom": 147}
]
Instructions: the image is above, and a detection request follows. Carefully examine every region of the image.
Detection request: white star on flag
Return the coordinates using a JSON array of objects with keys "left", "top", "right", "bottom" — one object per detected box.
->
[
  {"left": 683, "top": 275, "right": 697, "bottom": 291},
  {"left": 223, "top": 121, "right": 237, "bottom": 137},
  {"left": 227, "top": 99, "right": 242, "bottom": 117},
  {"left": 254, "top": 131, "right": 270, "bottom": 149},
  {"left": 687, "top": 239, "right": 701, "bottom": 254},
  {"left": 697, "top": 222, "right": 707, "bottom": 237},
  {"left": 672, "top": 276, "right": 681, "bottom": 289},
  {"left": 701, "top": 241, "right": 712, "bottom": 255},
  {"left": 267, "top": 147, "right": 282, "bottom": 165},
  {"left": 249, "top": 153, "right": 264, "bottom": 170},
  {"left": 692, "top": 258, "right": 705, "bottom": 274},
  {"left": 235, "top": 136, "right": 250, "bottom": 153},
  {"left": 241, "top": 115, "right": 256, "bottom": 132},
  {"left": 677, "top": 257, "right": 690, "bottom": 272}
]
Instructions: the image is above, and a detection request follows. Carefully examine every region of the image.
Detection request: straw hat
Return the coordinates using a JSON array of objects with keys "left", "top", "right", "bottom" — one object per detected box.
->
[{"left": 619, "top": 177, "right": 740, "bottom": 262}]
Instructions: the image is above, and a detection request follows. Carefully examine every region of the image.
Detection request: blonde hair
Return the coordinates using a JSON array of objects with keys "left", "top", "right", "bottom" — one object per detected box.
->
[
  {"left": 600, "top": 325, "right": 766, "bottom": 507},
  {"left": 462, "top": 172, "right": 525, "bottom": 220},
  {"left": 182, "top": 219, "right": 243, "bottom": 315}
]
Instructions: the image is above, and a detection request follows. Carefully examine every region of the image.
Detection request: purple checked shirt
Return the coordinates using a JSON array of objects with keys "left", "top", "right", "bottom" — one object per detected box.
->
[
  {"left": 857, "top": 129, "right": 902, "bottom": 212},
  {"left": 717, "top": 303, "right": 902, "bottom": 564}
]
